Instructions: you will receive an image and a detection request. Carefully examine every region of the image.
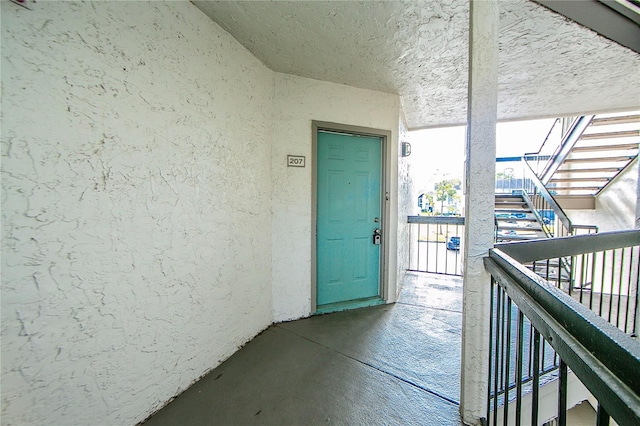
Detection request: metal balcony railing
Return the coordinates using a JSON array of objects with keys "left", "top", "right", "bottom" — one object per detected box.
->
[
  {"left": 484, "top": 230, "right": 640, "bottom": 426},
  {"left": 407, "top": 216, "right": 464, "bottom": 276},
  {"left": 406, "top": 211, "right": 598, "bottom": 279}
]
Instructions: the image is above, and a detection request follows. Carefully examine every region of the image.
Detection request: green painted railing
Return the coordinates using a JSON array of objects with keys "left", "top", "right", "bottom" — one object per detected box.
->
[{"left": 485, "top": 230, "right": 640, "bottom": 425}]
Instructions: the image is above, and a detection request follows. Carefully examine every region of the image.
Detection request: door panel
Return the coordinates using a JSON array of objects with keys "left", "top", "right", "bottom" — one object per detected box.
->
[{"left": 317, "top": 131, "right": 382, "bottom": 307}]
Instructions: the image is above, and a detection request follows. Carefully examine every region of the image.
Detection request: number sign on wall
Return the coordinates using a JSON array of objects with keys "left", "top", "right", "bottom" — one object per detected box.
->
[{"left": 287, "top": 155, "right": 305, "bottom": 167}]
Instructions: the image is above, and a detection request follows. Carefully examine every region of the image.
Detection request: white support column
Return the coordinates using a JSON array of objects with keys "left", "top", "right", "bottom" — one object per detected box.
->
[{"left": 460, "top": 1, "right": 499, "bottom": 425}]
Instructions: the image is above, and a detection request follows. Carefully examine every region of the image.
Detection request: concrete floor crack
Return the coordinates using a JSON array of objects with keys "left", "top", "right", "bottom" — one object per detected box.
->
[
  {"left": 395, "top": 301, "right": 463, "bottom": 314},
  {"left": 276, "top": 325, "right": 461, "bottom": 407}
]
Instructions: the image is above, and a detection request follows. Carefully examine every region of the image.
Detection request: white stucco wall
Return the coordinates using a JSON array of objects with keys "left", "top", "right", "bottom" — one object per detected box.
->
[
  {"left": 396, "top": 114, "right": 413, "bottom": 297},
  {"left": 271, "top": 73, "right": 401, "bottom": 322},
  {"left": 1, "top": 2, "right": 274, "bottom": 424},
  {"left": 567, "top": 161, "right": 638, "bottom": 232}
]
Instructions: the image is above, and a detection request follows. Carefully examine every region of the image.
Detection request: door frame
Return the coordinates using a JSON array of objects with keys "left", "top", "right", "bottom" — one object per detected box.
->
[{"left": 311, "top": 121, "right": 391, "bottom": 313}]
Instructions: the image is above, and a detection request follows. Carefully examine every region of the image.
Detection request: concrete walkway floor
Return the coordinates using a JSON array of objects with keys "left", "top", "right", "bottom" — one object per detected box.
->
[{"left": 144, "top": 273, "right": 463, "bottom": 426}]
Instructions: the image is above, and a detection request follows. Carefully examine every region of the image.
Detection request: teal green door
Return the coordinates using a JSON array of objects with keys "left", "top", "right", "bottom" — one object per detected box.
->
[{"left": 316, "top": 130, "right": 382, "bottom": 309}]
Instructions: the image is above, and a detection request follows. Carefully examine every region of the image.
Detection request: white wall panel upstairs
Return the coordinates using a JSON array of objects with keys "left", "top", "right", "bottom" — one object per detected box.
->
[{"left": 1, "top": 2, "right": 274, "bottom": 424}]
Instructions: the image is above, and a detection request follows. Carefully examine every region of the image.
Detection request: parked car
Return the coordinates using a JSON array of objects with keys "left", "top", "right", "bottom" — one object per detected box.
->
[{"left": 446, "top": 236, "right": 460, "bottom": 251}]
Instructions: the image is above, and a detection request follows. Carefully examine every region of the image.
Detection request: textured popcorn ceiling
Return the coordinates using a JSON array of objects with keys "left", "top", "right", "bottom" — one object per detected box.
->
[{"left": 194, "top": 0, "right": 640, "bottom": 129}]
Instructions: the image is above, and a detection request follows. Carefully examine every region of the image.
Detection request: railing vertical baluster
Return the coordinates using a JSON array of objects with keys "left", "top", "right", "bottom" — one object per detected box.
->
[
  {"left": 444, "top": 223, "right": 449, "bottom": 274},
  {"left": 579, "top": 253, "right": 587, "bottom": 303},
  {"left": 408, "top": 221, "right": 413, "bottom": 270},
  {"left": 531, "top": 330, "right": 540, "bottom": 426},
  {"left": 499, "top": 290, "right": 506, "bottom": 397},
  {"left": 527, "top": 321, "right": 534, "bottom": 381},
  {"left": 493, "top": 285, "right": 502, "bottom": 426},
  {"left": 633, "top": 246, "right": 639, "bottom": 337},
  {"left": 432, "top": 223, "right": 438, "bottom": 273},
  {"left": 532, "top": 260, "right": 537, "bottom": 280},
  {"left": 451, "top": 223, "right": 455, "bottom": 275},
  {"left": 416, "top": 223, "right": 422, "bottom": 271},
  {"left": 453, "top": 224, "right": 457, "bottom": 275},
  {"left": 572, "top": 253, "right": 578, "bottom": 295},
  {"left": 608, "top": 249, "right": 616, "bottom": 324},
  {"left": 425, "top": 223, "right": 429, "bottom": 272},
  {"left": 514, "top": 309, "right": 524, "bottom": 426},
  {"left": 503, "top": 296, "right": 512, "bottom": 426},
  {"left": 600, "top": 251, "right": 607, "bottom": 318},
  {"left": 487, "top": 277, "right": 496, "bottom": 426},
  {"left": 558, "top": 360, "right": 567, "bottom": 426},
  {"left": 589, "top": 251, "right": 597, "bottom": 312},
  {"left": 568, "top": 254, "right": 574, "bottom": 296},
  {"left": 459, "top": 224, "right": 462, "bottom": 275},
  {"left": 457, "top": 224, "right": 460, "bottom": 275},
  {"left": 617, "top": 247, "right": 626, "bottom": 330},
  {"left": 596, "top": 403, "right": 610, "bottom": 426},
  {"left": 624, "top": 246, "right": 633, "bottom": 333},
  {"left": 544, "top": 259, "right": 549, "bottom": 281},
  {"left": 541, "top": 334, "right": 546, "bottom": 377}
]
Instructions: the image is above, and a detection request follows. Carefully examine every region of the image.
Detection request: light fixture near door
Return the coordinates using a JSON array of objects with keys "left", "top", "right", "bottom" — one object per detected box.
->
[{"left": 401, "top": 142, "right": 411, "bottom": 157}]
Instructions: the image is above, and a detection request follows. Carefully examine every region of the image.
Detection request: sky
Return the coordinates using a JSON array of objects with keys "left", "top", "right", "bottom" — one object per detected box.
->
[{"left": 409, "top": 118, "right": 556, "bottom": 193}]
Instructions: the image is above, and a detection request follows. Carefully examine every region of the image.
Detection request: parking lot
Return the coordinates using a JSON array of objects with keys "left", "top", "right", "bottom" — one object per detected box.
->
[{"left": 410, "top": 240, "right": 463, "bottom": 276}]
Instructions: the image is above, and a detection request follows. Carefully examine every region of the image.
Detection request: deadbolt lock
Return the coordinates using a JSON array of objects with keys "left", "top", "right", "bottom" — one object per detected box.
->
[{"left": 373, "top": 228, "right": 381, "bottom": 245}]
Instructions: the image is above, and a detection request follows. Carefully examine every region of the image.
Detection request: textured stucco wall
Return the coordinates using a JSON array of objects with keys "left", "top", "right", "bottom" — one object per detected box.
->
[
  {"left": 396, "top": 114, "right": 413, "bottom": 296},
  {"left": 271, "top": 73, "right": 401, "bottom": 322},
  {"left": 1, "top": 2, "right": 274, "bottom": 424},
  {"left": 194, "top": 0, "right": 640, "bottom": 130},
  {"left": 497, "top": 0, "right": 640, "bottom": 123},
  {"left": 567, "top": 161, "right": 638, "bottom": 232}
]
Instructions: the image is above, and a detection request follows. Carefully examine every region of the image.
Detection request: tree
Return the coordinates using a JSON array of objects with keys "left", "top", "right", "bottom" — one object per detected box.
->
[
  {"left": 496, "top": 168, "right": 514, "bottom": 180},
  {"left": 434, "top": 179, "right": 460, "bottom": 215},
  {"left": 496, "top": 168, "right": 516, "bottom": 193}
]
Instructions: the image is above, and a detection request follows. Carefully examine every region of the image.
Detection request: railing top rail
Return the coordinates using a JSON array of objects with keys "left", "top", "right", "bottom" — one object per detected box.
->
[
  {"left": 520, "top": 190, "right": 555, "bottom": 239},
  {"left": 522, "top": 160, "right": 573, "bottom": 232},
  {"left": 495, "top": 229, "right": 640, "bottom": 263},
  {"left": 407, "top": 216, "right": 465, "bottom": 225},
  {"left": 524, "top": 117, "right": 561, "bottom": 158},
  {"left": 572, "top": 224, "right": 598, "bottom": 230},
  {"left": 540, "top": 115, "right": 595, "bottom": 183},
  {"left": 486, "top": 248, "right": 640, "bottom": 425},
  {"left": 495, "top": 156, "right": 523, "bottom": 163}
]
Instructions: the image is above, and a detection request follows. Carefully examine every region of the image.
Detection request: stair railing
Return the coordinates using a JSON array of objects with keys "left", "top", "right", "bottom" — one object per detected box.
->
[
  {"left": 520, "top": 161, "right": 576, "bottom": 290},
  {"left": 541, "top": 115, "right": 595, "bottom": 183},
  {"left": 524, "top": 115, "right": 595, "bottom": 184},
  {"left": 522, "top": 160, "right": 573, "bottom": 238},
  {"left": 521, "top": 160, "right": 604, "bottom": 292},
  {"left": 527, "top": 118, "right": 561, "bottom": 176}
]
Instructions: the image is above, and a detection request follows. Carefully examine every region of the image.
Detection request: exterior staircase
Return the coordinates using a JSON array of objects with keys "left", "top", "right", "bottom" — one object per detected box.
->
[
  {"left": 493, "top": 111, "right": 637, "bottom": 284},
  {"left": 489, "top": 112, "right": 640, "bottom": 425},
  {"left": 541, "top": 112, "right": 640, "bottom": 209},
  {"left": 494, "top": 194, "right": 571, "bottom": 287},
  {"left": 494, "top": 194, "right": 546, "bottom": 242}
]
